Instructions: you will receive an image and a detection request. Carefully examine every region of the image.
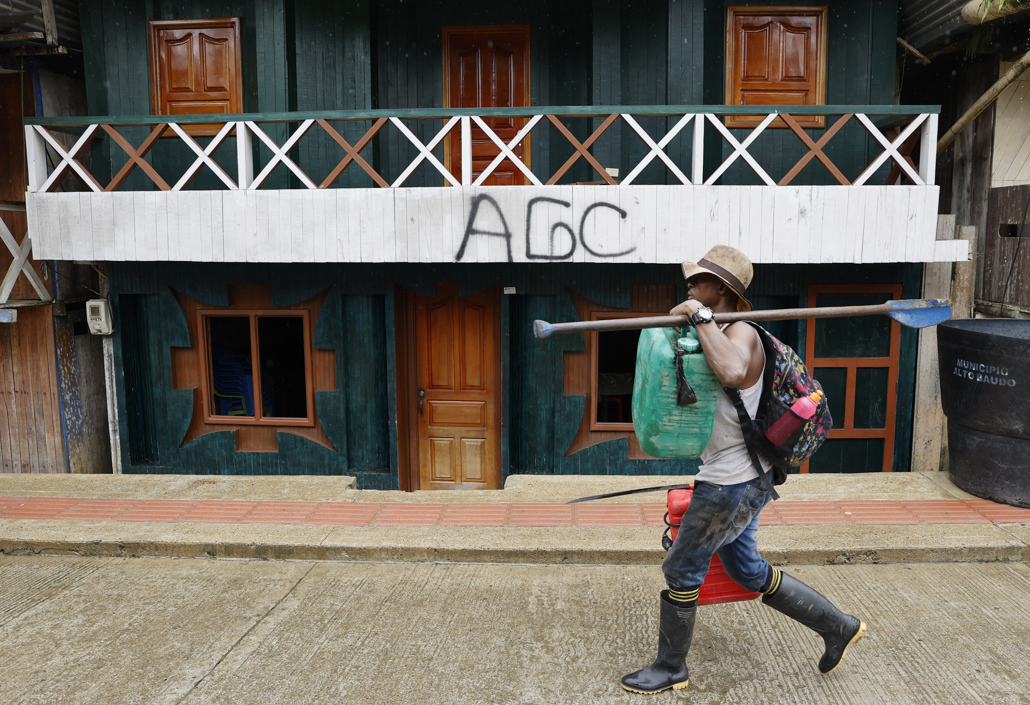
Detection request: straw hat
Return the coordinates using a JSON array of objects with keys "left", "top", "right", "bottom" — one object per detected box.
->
[{"left": 681, "top": 245, "right": 754, "bottom": 312}]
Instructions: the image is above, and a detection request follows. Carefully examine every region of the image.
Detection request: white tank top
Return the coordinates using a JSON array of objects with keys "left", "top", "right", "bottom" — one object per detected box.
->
[{"left": 695, "top": 326, "right": 773, "bottom": 485}]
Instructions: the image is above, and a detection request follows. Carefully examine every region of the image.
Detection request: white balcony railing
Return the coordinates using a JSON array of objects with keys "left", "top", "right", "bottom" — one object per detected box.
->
[
  {"left": 24, "top": 105, "right": 940, "bottom": 192},
  {"left": 23, "top": 106, "right": 966, "bottom": 265}
]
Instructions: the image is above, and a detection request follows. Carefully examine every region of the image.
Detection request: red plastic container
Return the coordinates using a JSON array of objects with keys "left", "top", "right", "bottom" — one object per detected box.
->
[{"left": 666, "top": 488, "right": 761, "bottom": 606}]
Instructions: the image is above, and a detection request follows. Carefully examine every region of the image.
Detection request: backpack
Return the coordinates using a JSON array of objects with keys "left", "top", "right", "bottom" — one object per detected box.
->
[{"left": 724, "top": 322, "right": 833, "bottom": 497}]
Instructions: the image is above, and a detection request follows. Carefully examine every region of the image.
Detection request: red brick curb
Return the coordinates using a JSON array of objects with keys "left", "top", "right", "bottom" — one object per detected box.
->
[{"left": 2, "top": 496, "right": 1029, "bottom": 528}]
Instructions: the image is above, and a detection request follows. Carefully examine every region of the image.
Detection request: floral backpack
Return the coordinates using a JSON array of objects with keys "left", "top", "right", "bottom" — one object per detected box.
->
[{"left": 724, "top": 322, "right": 833, "bottom": 498}]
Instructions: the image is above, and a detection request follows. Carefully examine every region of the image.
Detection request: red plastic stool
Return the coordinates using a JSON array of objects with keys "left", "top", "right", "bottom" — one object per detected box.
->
[{"left": 663, "top": 488, "right": 760, "bottom": 606}]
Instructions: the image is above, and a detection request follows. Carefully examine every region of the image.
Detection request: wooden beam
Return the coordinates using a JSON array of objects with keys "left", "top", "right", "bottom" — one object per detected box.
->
[
  {"left": 911, "top": 215, "right": 956, "bottom": 473},
  {"left": 40, "top": 0, "right": 58, "bottom": 46},
  {"left": 0, "top": 32, "right": 44, "bottom": 43},
  {"left": 23, "top": 105, "right": 943, "bottom": 129},
  {"left": 939, "top": 48, "right": 1030, "bottom": 153}
]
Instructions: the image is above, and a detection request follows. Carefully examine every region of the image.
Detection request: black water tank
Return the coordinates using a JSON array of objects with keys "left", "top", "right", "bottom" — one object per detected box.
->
[{"left": 937, "top": 319, "right": 1030, "bottom": 508}]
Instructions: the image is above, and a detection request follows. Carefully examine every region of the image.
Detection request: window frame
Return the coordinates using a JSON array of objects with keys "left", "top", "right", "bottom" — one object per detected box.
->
[
  {"left": 588, "top": 311, "right": 653, "bottom": 432},
  {"left": 724, "top": 5, "right": 828, "bottom": 130},
  {"left": 198, "top": 308, "right": 315, "bottom": 428}
]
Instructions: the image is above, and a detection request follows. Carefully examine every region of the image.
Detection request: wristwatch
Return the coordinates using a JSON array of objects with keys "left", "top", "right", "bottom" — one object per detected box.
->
[{"left": 688, "top": 306, "right": 714, "bottom": 327}]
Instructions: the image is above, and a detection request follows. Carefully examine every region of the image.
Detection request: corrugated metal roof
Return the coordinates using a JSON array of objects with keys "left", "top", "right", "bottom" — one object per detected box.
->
[
  {"left": 0, "top": 0, "right": 81, "bottom": 51},
  {"left": 899, "top": 0, "right": 970, "bottom": 50}
]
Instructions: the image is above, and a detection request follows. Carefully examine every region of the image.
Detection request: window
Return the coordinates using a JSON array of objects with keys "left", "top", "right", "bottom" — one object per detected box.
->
[
  {"left": 725, "top": 6, "right": 828, "bottom": 129},
  {"left": 563, "top": 285, "right": 678, "bottom": 458},
  {"left": 170, "top": 285, "right": 336, "bottom": 453},
  {"left": 590, "top": 312, "right": 649, "bottom": 431},
  {"left": 200, "top": 310, "right": 313, "bottom": 427},
  {"left": 148, "top": 18, "right": 243, "bottom": 133}
]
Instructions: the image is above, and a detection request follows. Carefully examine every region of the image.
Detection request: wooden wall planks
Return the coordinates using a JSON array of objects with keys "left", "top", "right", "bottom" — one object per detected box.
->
[
  {"left": 0, "top": 306, "right": 66, "bottom": 473},
  {"left": 109, "top": 260, "right": 922, "bottom": 486},
  {"left": 29, "top": 185, "right": 958, "bottom": 265}
]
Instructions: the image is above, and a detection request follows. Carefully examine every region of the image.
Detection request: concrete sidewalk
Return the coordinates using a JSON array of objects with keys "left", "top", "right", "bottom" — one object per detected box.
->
[{"left": 1, "top": 472, "right": 1029, "bottom": 565}]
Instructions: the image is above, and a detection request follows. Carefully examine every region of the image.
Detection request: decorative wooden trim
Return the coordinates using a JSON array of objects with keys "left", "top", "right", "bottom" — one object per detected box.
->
[
  {"left": 802, "top": 283, "right": 902, "bottom": 473},
  {"left": 171, "top": 285, "right": 335, "bottom": 453},
  {"left": 564, "top": 285, "right": 677, "bottom": 458},
  {"left": 724, "top": 6, "right": 829, "bottom": 129}
]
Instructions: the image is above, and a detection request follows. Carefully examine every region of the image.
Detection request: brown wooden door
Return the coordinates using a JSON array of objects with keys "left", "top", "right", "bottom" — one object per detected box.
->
[
  {"left": 724, "top": 6, "right": 827, "bottom": 129},
  {"left": 443, "top": 25, "right": 530, "bottom": 185},
  {"left": 414, "top": 284, "right": 501, "bottom": 490},
  {"left": 149, "top": 18, "right": 243, "bottom": 125}
]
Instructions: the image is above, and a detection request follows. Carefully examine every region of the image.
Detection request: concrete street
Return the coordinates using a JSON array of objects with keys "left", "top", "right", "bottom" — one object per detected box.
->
[{"left": 2, "top": 556, "right": 1029, "bottom": 705}]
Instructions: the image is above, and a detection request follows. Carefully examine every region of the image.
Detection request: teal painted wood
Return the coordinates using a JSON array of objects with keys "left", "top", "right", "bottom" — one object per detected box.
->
[
  {"left": 620, "top": 0, "right": 669, "bottom": 185},
  {"left": 293, "top": 0, "right": 372, "bottom": 189},
  {"left": 342, "top": 295, "right": 389, "bottom": 472},
  {"left": 109, "top": 261, "right": 921, "bottom": 481},
  {"left": 27, "top": 104, "right": 941, "bottom": 127}
]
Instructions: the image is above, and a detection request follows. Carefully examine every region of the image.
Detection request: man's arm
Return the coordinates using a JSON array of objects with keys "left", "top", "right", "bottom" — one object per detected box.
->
[{"left": 669, "top": 300, "right": 761, "bottom": 388}]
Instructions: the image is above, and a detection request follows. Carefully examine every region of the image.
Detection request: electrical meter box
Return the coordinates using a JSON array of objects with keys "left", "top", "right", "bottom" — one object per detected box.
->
[{"left": 86, "top": 299, "right": 113, "bottom": 335}]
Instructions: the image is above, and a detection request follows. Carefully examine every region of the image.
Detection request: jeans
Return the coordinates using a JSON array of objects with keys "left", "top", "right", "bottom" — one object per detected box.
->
[{"left": 662, "top": 478, "right": 772, "bottom": 593}]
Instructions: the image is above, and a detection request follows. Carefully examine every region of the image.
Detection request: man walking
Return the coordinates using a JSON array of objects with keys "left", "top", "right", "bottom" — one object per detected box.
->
[{"left": 620, "top": 245, "right": 867, "bottom": 695}]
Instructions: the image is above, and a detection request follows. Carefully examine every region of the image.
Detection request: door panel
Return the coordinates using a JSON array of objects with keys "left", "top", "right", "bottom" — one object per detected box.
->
[
  {"left": 443, "top": 26, "right": 530, "bottom": 185},
  {"left": 415, "top": 284, "right": 501, "bottom": 489},
  {"left": 149, "top": 18, "right": 242, "bottom": 135}
]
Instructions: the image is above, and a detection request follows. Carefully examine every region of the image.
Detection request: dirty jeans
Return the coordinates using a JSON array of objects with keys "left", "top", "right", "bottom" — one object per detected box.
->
[{"left": 661, "top": 478, "right": 773, "bottom": 593}]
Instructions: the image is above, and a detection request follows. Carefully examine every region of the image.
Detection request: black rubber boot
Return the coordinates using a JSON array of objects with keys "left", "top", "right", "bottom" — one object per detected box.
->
[
  {"left": 762, "top": 572, "right": 867, "bottom": 674},
  {"left": 621, "top": 591, "right": 696, "bottom": 694}
]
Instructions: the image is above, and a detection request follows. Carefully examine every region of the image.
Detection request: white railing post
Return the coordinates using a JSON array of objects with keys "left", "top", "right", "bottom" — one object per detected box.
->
[
  {"left": 461, "top": 116, "right": 472, "bottom": 186},
  {"left": 919, "top": 113, "right": 938, "bottom": 186},
  {"left": 692, "top": 113, "right": 705, "bottom": 185},
  {"left": 236, "top": 121, "right": 253, "bottom": 189},
  {"left": 24, "top": 126, "right": 49, "bottom": 193}
]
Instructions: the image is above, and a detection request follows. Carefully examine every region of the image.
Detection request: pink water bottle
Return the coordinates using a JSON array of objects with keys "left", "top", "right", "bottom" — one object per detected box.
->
[{"left": 765, "top": 391, "right": 823, "bottom": 446}]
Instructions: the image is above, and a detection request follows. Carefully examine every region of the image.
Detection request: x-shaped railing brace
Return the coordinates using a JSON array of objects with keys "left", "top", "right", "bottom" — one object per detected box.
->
[
  {"left": 102, "top": 124, "right": 171, "bottom": 191},
  {"left": 546, "top": 115, "right": 620, "bottom": 185},
  {"left": 854, "top": 113, "right": 928, "bottom": 186},
  {"left": 0, "top": 214, "right": 50, "bottom": 306},
  {"left": 779, "top": 113, "right": 854, "bottom": 185},
  {"left": 705, "top": 113, "right": 779, "bottom": 185},
  {"left": 32, "top": 125, "right": 103, "bottom": 193},
  {"left": 318, "top": 118, "right": 390, "bottom": 188}
]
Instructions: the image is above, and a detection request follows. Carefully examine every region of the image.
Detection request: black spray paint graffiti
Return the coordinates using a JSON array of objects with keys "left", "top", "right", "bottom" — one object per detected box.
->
[{"left": 455, "top": 194, "right": 636, "bottom": 263}]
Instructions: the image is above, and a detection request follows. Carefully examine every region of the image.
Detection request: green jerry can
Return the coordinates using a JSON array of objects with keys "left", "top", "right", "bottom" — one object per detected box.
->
[{"left": 632, "top": 327, "right": 720, "bottom": 459}]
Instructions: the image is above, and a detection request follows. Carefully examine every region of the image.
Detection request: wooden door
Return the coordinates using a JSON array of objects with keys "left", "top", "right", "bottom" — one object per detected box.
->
[
  {"left": 724, "top": 6, "right": 827, "bottom": 129},
  {"left": 149, "top": 18, "right": 243, "bottom": 132},
  {"left": 443, "top": 25, "right": 530, "bottom": 185},
  {"left": 414, "top": 284, "right": 501, "bottom": 490}
]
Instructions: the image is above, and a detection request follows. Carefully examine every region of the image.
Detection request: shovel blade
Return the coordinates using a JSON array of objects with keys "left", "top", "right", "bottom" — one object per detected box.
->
[{"left": 887, "top": 299, "right": 953, "bottom": 328}]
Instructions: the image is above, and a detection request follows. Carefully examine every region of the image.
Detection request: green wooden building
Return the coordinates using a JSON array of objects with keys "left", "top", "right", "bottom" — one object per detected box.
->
[{"left": 23, "top": 0, "right": 964, "bottom": 489}]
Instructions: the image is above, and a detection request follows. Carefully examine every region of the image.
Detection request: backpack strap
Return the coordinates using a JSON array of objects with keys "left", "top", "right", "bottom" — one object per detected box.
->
[{"left": 724, "top": 386, "right": 780, "bottom": 501}]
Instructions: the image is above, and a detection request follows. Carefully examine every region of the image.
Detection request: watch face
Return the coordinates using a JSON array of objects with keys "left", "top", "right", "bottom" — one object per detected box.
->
[{"left": 696, "top": 307, "right": 713, "bottom": 322}]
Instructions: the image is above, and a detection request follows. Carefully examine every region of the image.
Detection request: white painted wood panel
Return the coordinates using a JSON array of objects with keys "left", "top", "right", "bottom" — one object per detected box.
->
[{"left": 26, "top": 185, "right": 964, "bottom": 264}]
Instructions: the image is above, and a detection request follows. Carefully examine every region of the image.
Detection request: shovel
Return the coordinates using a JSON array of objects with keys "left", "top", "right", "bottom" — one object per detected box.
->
[{"left": 532, "top": 298, "right": 952, "bottom": 339}]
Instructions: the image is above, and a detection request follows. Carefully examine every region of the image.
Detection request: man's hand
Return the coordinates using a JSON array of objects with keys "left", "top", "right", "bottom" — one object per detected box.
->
[{"left": 670, "top": 299, "right": 702, "bottom": 320}]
